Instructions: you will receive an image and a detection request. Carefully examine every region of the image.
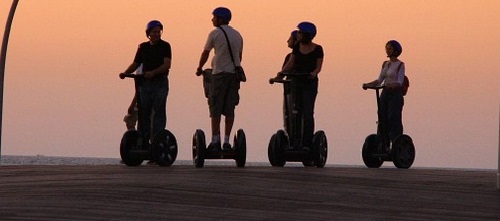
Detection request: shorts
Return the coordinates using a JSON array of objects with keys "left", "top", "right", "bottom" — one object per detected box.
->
[{"left": 208, "top": 72, "right": 240, "bottom": 118}]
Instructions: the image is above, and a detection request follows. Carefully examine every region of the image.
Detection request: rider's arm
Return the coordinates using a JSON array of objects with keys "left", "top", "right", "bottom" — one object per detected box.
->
[
  {"left": 197, "top": 50, "right": 210, "bottom": 74},
  {"left": 281, "top": 54, "right": 295, "bottom": 73},
  {"left": 119, "top": 62, "right": 140, "bottom": 79},
  {"left": 122, "top": 62, "right": 140, "bottom": 75},
  {"left": 310, "top": 57, "right": 323, "bottom": 78}
]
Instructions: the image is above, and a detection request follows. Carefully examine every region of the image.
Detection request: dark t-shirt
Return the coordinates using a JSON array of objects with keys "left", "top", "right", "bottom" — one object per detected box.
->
[
  {"left": 292, "top": 44, "right": 324, "bottom": 74},
  {"left": 134, "top": 40, "right": 172, "bottom": 76}
]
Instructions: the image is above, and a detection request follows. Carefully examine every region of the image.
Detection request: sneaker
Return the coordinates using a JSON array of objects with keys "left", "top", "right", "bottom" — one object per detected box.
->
[
  {"left": 207, "top": 142, "right": 221, "bottom": 152},
  {"left": 222, "top": 142, "right": 232, "bottom": 151},
  {"left": 146, "top": 160, "right": 156, "bottom": 165}
]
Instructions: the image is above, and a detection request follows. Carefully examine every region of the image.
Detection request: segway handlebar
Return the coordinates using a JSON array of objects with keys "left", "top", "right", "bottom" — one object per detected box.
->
[
  {"left": 269, "top": 72, "right": 311, "bottom": 84},
  {"left": 119, "top": 73, "right": 143, "bottom": 79},
  {"left": 196, "top": 69, "right": 212, "bottom": 77},
  {"left": 362, "top": 84, "right": 385, "bottom": 90}
]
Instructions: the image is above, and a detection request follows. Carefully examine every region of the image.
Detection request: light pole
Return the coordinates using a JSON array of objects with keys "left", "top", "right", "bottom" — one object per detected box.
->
[{"left": 0, "top": 0, "right": 20, "bottom": 162}]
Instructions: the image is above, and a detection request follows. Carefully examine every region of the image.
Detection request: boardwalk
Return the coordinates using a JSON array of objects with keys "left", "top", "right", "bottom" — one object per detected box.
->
[{"left": 0, "top": 165, "right": 498, "bottom": 220}]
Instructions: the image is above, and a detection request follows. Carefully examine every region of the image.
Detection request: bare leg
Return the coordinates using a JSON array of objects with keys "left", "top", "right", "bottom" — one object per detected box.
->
[
  {"left": 224, "top": 116, "right": 234, "bottom": 140},
  {"left": 211, "top": 116, "right": 221, "bottom": 140}
]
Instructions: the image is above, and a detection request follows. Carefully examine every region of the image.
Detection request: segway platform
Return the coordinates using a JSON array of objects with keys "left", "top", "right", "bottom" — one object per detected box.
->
[{"left": 192, "top": 129, "right": 247, "bottom": 168}]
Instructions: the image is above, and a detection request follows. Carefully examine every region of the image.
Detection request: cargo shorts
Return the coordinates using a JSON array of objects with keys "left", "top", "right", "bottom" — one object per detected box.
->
[{"left": 208, "top": 72, "right": 240, "bottom": 118}]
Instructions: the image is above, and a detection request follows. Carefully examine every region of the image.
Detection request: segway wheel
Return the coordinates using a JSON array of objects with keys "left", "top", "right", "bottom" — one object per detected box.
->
[
  {"left": 362, "top": 134, "right": 383, "bottom": 168},
  {"left": 268, "top": 130, "right": 287, "bottom": 167},
  {"left": 192, "top": 129, "right": 206, "bottom": 168},
  {"left": 152, "top": 129, "right": 178, "bottom": 167},
  {"left": 234, "top": 129, "right": 246, "bottom": 168},
  {"left": 268, "top": 134, "right": 278, "bottom": 166},
  {"left": 120, "top": 131, "right": 143, "bottom": 166},
  {"left": 391, "top": 134, "right": 416, "bottom": 169},
  {"left": 312, "top": 131, "right": 328, "bottom": 168}
]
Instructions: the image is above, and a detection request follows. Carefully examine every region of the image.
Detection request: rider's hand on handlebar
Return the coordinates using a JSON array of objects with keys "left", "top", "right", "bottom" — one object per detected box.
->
[
  {"left": 269, "top": 72, "right": 285, "bottom": 84},
  {"left": 269, "top": 78, "right": 275, "bottom": 84},
  {"left": 196, "top": 67, "right": 203, "bottom": 76},
  {"left": 362, "top": 81, "right": 378, "bottom": 90}
]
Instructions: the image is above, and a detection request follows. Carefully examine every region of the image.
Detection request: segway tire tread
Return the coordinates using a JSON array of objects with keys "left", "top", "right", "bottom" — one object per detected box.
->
[
  {"left": 362, "top": 134, "right": 384, "bottom": 168},
  {"left": 152, "top": 129, "right": 178, "bottom": 167},
  {"left": 391, "top": 134, "right": 416, "bottom": 169},
  {"left": 120, "top": 131, "right": 143, "bottom": 167}
]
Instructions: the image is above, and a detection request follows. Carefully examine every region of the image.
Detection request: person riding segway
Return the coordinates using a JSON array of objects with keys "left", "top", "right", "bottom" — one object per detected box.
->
[
  {"left": 192, "top": 7, "right": 246, "bottom": 168},
  {"left": 119, "top": 73, "right": 178, "bottom": 166},
  {"left": 268, "top": 22, "right": 328, "bottom": 167},
  {"left": 361, "top": 40, "right": 415, "bottom": 169},
  {"left": 118, "top": 20, "right": 178, "bottom": 166}
]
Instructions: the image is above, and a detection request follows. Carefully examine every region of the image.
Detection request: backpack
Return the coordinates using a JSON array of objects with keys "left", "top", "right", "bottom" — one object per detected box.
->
[
  {"left": 402, "top": 75, "right": 410, "bottom": 96},
  {"left": 383, "top": 61, "right": 409, "bottom": 96}
]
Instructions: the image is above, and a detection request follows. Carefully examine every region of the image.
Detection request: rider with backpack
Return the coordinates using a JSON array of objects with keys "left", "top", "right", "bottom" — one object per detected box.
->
[{"left": 363, "top": 40, "right": 407, "bottom": 146}]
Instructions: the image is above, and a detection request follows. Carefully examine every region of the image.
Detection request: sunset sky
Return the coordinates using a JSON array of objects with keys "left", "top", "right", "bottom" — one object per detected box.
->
[{"left": 0, "top": 0, "right": 499, "bottom": 169}]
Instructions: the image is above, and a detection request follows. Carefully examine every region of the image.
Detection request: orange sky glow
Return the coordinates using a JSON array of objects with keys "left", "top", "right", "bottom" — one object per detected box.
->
[{"left": 0, "top": 0, "right": 499, "bottom": 169}]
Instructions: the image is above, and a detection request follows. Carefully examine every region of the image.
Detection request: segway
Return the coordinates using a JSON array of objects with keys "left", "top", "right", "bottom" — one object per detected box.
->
[
  {"left": 119, "top": 73, "right": 178, "bottom": 166},
  {"left": 192, "top": 69, "right": 247, "bottom": 168},
  {"left": 361, "top": 85, "right": 415, "bottom": 169},
  {"left": 268, "top": 72, "right": 328, "bottom": 167},
  {"left": 192, "top": 129, "right": 246, "bottom": 168}
]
